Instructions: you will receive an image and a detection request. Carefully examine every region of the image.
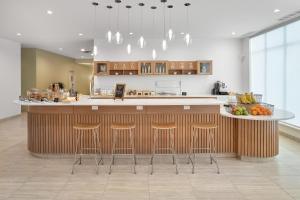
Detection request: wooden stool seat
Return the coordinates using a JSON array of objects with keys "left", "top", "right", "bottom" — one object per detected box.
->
[
  {"left": 111, "top": 123, "right": 136, "bottom": 130},
  {"left": 152, "top": 122, "right": 176, "bottom": 129},
  {"left": 73, "top": 123, "right": 100, "bottom": 130},
  {"left": 191, "top": 123, "right": 217, "bottom": 129}
]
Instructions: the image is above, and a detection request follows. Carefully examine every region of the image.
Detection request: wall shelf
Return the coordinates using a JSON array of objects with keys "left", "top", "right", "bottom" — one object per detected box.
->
[{"left": 93, "top": 60, "right": 213, "bottom": 76}]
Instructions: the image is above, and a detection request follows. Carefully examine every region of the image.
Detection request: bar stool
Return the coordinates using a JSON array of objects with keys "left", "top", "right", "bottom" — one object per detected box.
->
[
  {"left": 71, "top": 123, "right": 103, "bottom": 174},
  {"left": 109, "top": 123, "right": 136, "bottom": 174},
  {"left": 150, "top": 122, "right": 178, "bottom": 174},
  {"left": 188, "top": 123, "right": 220, "bottom": 174}
]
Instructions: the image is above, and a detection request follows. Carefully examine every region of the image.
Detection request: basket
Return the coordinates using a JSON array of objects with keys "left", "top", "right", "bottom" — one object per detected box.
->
[{"left": 236, "top": 93, "right": 263, "bottom": 104}]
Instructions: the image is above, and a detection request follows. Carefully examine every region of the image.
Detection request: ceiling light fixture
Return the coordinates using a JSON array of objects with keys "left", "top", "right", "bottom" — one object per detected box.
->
[
  {"left": 47, "top": 10, "right": 53, "bottom": 15},
  {"left": 78, "top": 33, "right": 83, "bottom": 36},
  {"left": 114, "top": 0, "right": 123, "bottom": 45},
  {"left": 80, "top": 48, "right": 86, "bottom": 52},
  {"left": 106, "top": 5, "right": 113, "bottom": 43},
  {"left": 92, "top": 2, "right": 99, "bottom": 56},
  {"left": 161, "top": 0, "right": 168, "bottom": 51},
  {"left": 59, "top": 47, "right": 63, "bottom": 51},
  {"left": 16, "top": 33, "right": 22, "bottom": 36},
  {"left": 231, "top": 31, "right": 236, "bottom": 35},
  {"left": 137, "top": 3, "right": 146, "bottom": 49},
  {"left": 126, "top": 5, "right": 132, "bottom": 54},
  {"left": 184, "top": 3, "right": 192, "bottom": 46},
  {"left": 167, "top": 5, "right": 175, "bottom": 41},
  {"left": 151, "top": 6, "right": 158, "bottom": 60},
  {"left": 274, "top": 9, "right": 281, "bottom": 13}
]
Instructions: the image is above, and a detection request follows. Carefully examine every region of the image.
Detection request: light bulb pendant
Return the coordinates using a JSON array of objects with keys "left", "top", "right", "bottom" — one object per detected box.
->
[
  {"left": 106, "top": 30, "right": 113, "bottom": 43},
  {"left": 115, "top": 31, "right": 123, "bottom": 45},
  {"left": 138, "top": 36, "right": 146, "bottom": 48},
  {"left": 184, "top": 33, "right": 191, "bottom": 46},
  {"left": 93, "top": 45, "right": 98, "bottom": 56},
  {"left": 162, "top": 39, "right": 168, "bottom": 51},
  {"left": 152, "top": 49, "right": 157, "bottom": 60},
  {"left": 168, "top": 29, "right": 175, "bottom": 41},
  {"left": 127, "top": 44, "right": 132, "bottom": 54}
]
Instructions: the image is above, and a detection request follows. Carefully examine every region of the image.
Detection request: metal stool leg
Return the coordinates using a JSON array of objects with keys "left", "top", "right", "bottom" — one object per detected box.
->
[
  {"left": 92, "top": 130, "right": 100, "bottom": 174},
  {"left": 188, "top": 127, "right": 195, "bottom": 173},
  {"left": 71, "top": 130, "right": 81, "bottom": 174},
  {"left": 79, "top": 131, "right": 83, "bottom": 165},
  {"left": 96, "top": 128, "right": 104, "bottom": 165},
  {"left": 129, "top": 128, "right": 136, "bottom": 174},
  {"left": 209, "top": 131, "right": 220, "bottom": 174},
  {"left": 109, "top": 129, "right": 117, "bottom": 175},
  {"left": 150, "top": 128, "right": 158, "bottom": 175},
  {"left": 170, "top": 129, "right": 178, "bottom": 174}
]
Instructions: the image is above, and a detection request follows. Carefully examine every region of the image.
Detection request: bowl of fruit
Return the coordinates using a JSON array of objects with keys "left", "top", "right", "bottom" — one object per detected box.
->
[
  {"left": 231, "top": 105, "right": 249, "bottom": 116},
  {"left": 249, "top": 104, "right": 273, "bottom": 116}
]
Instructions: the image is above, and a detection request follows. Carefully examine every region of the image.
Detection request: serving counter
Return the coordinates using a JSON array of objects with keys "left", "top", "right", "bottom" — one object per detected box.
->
[{"left": 18, "top": 97, "right": 294, "bottom": 160}]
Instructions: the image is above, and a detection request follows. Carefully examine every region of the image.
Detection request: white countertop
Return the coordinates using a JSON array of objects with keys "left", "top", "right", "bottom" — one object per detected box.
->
[
  {"left": 220, "top": 106, "right": 295, "bottom": 121},
  {"left": 16, "top": 96, "right": 294, "bottom": 121},
  {"left": 15, "top": 97, "right": 223, "bottom": 106}
]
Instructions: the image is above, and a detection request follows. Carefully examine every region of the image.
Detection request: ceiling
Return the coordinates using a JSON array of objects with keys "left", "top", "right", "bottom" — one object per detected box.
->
[{"left": 0, "top": 0, "right": 300, "bottom": 59}]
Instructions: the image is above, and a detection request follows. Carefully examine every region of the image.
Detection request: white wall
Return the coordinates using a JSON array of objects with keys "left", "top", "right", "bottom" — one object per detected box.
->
[
  {"left": 94, "top": 37, "right": 245, "bottom": 95},
  {"left": 0, "top": 38, "right": 21, "bottom": 119}
]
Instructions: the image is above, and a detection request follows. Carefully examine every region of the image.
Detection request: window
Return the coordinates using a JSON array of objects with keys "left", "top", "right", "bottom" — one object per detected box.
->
[{"left": 250, "top": 20, "right": 300, "bottom": 127}]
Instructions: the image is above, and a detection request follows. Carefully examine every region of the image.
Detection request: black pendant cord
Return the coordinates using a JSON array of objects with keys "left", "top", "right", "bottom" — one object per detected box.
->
[
  {"left": 168, "top": 5, "right": 173, "bottom": 31},
  {"left": 126, "top": 5, "right": 132, "bottom": 36},
  {"left": 185, "top": 3, "right": 191, "bottom": 33},
  {"left": 107, "top": 6, "right": 113, "bottom": 31}
]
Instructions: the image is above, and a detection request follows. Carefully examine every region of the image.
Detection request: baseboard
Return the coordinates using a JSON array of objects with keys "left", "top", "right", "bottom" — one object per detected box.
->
[
  {"left": 0, "top": 113, "right": 22, "bottom": 123},
  {"left": 279, "top": 122, "right": 300, "bottom": 142}
]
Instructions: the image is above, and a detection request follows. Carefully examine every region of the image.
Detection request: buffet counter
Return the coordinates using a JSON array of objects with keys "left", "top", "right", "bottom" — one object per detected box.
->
[{"left": 18, "top": 96, "right": 294, "bottom": 160}]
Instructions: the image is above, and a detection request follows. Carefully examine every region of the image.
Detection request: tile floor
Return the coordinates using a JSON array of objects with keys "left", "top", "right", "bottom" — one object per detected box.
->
[{"left": 1, "top": 114, "right": 300, "bottom": 200}]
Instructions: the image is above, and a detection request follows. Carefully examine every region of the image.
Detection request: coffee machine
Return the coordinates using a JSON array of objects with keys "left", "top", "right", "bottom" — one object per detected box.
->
[{"left": 211, "top": 81, "right": 229, "bottom": 95}]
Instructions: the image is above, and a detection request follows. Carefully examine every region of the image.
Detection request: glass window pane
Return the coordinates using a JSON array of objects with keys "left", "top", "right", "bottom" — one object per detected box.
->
[
  {"left": 266, "top": 47, "right": 284, "bottom": 108},
  {"left": 250, "top": 51, "right": 265, "bottom": 96},
  {"left": 287, "top": 20, "right": 300, "bottom": 44},
  {"left": 286, "top": 43, "right": 300, "bottom": 127},
  {"left": 250, "top": 35, "right": 265, "bottom": 52},
  {"left": 266, "top": 28, "right": 284, "bottom": 48}
]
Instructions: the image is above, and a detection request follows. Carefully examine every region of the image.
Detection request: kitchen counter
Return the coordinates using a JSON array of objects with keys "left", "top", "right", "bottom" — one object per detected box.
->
[{"left": 18, "top": 96, "right": 294, "bottom": 160}]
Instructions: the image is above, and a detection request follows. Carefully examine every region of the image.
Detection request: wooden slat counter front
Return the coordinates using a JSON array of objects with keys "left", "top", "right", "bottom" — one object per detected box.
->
[{"left": 21, "top": 98, "right": 294, "bottom": 159}]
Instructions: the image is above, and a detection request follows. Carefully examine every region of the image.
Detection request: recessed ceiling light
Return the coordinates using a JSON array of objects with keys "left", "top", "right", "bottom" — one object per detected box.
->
[
  {"left": 59, "top": 48, "right": 63, "bottom": 51},
  {"left": 274, "top": 9, "right": 281, "bottom": 13},
  {"left": 180, "top": 32, "right": 185, "bottom": 35},
  {"left": 231, "top": 31, "right": 236, "bottom": 35},
  {"left": 129, "top": 32, "right": 134, "bottom": 35},
  {"left": 47, "top": 10, "right": 53, "bottom": 15},
  {"left": 78, "top": 33, "right": 83, "bottom": 36},
  {"left": 80, "top": 48, "right": 86, "bottom": 52},
  {"left": 16, "top": 33, "right": 21, "bottom": 36}
]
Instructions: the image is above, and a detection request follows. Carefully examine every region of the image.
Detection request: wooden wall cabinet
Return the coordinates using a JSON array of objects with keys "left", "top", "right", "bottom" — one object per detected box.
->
[{"left": 94, "top": 60, "right": 212, "bottom": 76}]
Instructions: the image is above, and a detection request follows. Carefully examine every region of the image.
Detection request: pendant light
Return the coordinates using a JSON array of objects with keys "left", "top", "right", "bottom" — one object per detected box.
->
[
  {"left": 184, "top": 3, "right": 192, "bottom": 46},
  {"left": 137, "top": 3, "right": 146, "bottom": 49},
  {"left": 126, "top": 5, "right": 132, "bottom": 54},
  {"left": 151, "top": 6, "right": 157, "bottom": 60},
  {"left": 114, "top": 0, "right": 123, "bottom": 45},
  {"left": 92, "top": 2, "right": 99, "bottom": 56},
  {"left": 161, "top": 0, "right": 167, "bottom": 51},
  {"left": 167, "top": 5, "right": 175, "bottom": 41},
  {"left": 106, "top": 5, "right": 113, "bottom": 43}
]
